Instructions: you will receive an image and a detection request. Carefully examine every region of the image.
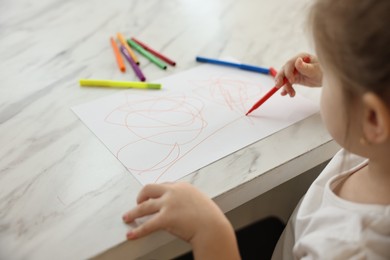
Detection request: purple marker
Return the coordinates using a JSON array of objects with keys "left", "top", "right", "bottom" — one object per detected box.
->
[{"left": 120, "top": 45, "right": 146, "bottom": 82}]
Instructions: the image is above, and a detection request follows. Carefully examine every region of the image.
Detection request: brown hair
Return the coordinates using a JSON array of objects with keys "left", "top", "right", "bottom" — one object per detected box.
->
[{"left": 309, "top": 0, "right": 390, "bottom": 105}]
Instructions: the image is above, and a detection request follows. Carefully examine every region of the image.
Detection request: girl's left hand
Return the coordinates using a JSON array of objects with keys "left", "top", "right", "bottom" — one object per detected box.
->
[{"left": 122, "top": 182, "right": 232, "bottom": 244}]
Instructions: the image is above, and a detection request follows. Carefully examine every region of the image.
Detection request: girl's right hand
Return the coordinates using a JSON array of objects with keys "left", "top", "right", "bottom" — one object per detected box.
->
[{"left": 275, "top": 53, "right": 323, "bottom": 97}]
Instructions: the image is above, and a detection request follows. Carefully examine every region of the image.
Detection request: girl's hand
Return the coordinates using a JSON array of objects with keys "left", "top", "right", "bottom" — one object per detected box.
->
[
  {"left": 123, "top": 182, "right": 223, "bottom": 241},
  {"left": 123, "top": 183, "right": 240, "bottom": 259},
  {"left": 275, "top": 53, "right": 323, "bottom": 97}
]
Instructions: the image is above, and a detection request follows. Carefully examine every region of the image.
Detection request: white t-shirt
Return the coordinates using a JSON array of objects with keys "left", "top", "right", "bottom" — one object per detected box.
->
[{"left": 272, "top": 149, "right": 390, "bottom": 259}]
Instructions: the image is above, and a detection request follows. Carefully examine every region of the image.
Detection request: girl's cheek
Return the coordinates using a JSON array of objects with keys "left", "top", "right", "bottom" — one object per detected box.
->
[{"left": 320, "top": 83, "right": 344, "bottom": 146}]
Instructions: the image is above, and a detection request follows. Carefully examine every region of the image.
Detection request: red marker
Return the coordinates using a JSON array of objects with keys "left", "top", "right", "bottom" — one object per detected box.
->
[
  {"left": 131, "top": 37, "right": 176, "bottom": 66},
  {"left": 269, "top": 67, "right": 278, "bottom": 78},
  {"left": 246, "top": 57, "right": 311, "bottom": 116}
]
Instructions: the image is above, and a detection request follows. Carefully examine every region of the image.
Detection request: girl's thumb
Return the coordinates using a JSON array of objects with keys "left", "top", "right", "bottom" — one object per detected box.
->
[{"left": 295, "top": 57, "right": 313, "bottom": 76}]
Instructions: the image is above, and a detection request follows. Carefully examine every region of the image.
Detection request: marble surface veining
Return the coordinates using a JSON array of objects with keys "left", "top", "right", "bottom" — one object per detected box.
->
[{"left": 0, "top": 0, "right": 336, "bottom": 259}]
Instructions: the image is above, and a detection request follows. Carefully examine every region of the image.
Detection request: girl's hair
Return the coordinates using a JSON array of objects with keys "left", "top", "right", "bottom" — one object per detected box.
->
[{"left": 309, "top": 0, "right": 390, "bottom": 106}]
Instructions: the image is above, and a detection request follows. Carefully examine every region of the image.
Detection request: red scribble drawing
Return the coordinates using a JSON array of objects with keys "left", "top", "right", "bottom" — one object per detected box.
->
[
  {"left": 105, "top": 93, "right": 207, "bottom": 181},
  {"left": 190, "top": 76, "right": 266, "bottom": 113},
  {"left": 103, "top": 76, "right": 267, "bottom": 183}
]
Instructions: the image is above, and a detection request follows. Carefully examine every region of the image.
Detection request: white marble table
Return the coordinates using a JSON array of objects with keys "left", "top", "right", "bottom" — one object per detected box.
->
[{"left": 0, "top": 0, "right": 339, "bottom": 259}]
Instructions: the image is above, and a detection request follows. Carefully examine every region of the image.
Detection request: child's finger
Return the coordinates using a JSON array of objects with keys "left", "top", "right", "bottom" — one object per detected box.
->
[
  {"left": 123, "top": 199, "right": 161, "bottom": 223},
  {"left": 289, "top": 87, "right": 296, "bottom": 97},
  {"left": 284, "top": 63, "right": 296, "bottom": 84},
  {"left": 126, "top": 213, "right": 163, "bottom": 240},
  {"left": 281, "top": 82, "right": 295, "bottom": 97},
  {"left": 274, "top": 71, "right": 286, "bottom": 88},
  {"left": 137, "top": 184, "right": 166, "bottom": 204},
  {"left": 287, "top": 81, "right": 296, "bottom": 97}
]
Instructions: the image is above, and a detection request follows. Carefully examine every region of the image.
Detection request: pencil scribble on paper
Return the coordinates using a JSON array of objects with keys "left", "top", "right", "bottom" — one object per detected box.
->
[
  {"left": 103, "top": 76, "right": 263, "bottom": 183},
  {"left": 190, "top": 76, "right": 265, "bottom": 113},
  {"left": 72, "top": 65, "right": 318, "bottom": 185}
]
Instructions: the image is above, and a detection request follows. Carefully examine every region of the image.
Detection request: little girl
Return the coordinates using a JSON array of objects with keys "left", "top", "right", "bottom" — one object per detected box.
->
[{"left": 122, "top": 0, "right": 390, "bottom": 258}]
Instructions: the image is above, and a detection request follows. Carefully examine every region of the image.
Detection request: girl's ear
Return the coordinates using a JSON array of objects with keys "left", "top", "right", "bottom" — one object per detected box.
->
[{"left": 362, "top": 92, "right": 390, "bottom": 144}]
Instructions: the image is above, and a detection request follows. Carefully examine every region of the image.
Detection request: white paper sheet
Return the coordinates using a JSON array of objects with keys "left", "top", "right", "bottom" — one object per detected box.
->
[{"left": 72, "top": 64, "right": 319, "bottom": 185}]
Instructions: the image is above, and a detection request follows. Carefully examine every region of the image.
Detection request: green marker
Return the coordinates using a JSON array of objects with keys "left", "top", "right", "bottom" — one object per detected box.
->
[
  {"left": 79, "top": 79, "right": 161, "bottom": 89},
  {"left": 127, "top": 39, "right": 167, "bottom": 70}
]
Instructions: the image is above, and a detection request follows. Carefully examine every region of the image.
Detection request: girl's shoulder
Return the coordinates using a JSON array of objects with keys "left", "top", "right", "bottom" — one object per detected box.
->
[
  {"left": 293, "top": 196, "right": 390, "bottom": 259},
  {"left": 296, "top": 149, "right": 367, "bottom": 213},
  {"left": 293, "top": 149, "right": 390, "bottom": 259}
]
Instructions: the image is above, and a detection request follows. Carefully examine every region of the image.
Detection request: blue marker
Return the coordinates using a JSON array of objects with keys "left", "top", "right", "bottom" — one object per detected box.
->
[{"left": 196, "top": 56, "right": 270, "bottom": 75}]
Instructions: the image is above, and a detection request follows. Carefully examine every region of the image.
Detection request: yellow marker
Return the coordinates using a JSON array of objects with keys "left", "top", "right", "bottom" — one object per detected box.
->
[
  {"left": 79, "top": 79, "right": 161, "bottom": 89},
  {"left": 117, "top": 33, "right": 140, "bottom": 65}
]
